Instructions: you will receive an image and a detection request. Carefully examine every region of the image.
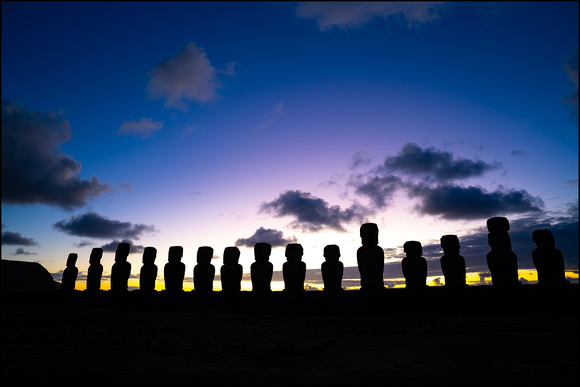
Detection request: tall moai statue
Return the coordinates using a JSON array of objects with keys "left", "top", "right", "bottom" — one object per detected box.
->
[
  {"left": 402, "top": 241, "right": 427, "bottom": 289},
  {"left": 486, "top": 217, "right": 519, "bottom": 287},
  {"left": 194, "top": 246, "right": 215, "bottom": 292},
  {"left": 532, "top": 229, "right": 566, "bottom": 286},
  {"left": 357, "top": 223, "right": 385, "bottom": 291},
  {"left": 139, "top": 247, "right": 158, "bottom": 292},
  {"left": 164, "top": 246, "right": 186, "bottom": 292},
  {"left": 283, "top": 243, "right": 306, "bottom": 293},
  {"left": 440, "top": 235, "right": 466, "bottom": 288},
  {"left": 61, "top": 253, "right": 78, "bottom": 292},
  {"left": 322, "top": 244, "right": 344, "bottom": 292},
  {"left": 86, "top": 247, "right": 104, "bottom": 292},
  {"left": 110, "top": 242, "right": 131, "bottom": 292},
  {"left": 220, "top": 246, "right": 243, "bottom": 292},
  {"left": 251, "top": 242, "right": 273, "bottom": 293}
]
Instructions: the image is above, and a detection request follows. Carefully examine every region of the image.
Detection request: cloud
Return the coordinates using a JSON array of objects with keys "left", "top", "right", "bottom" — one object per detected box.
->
[
  {"left": 260, "top": 190, "right": 370, "bottom": 232},
  {"left": 53, "top": 212, "right": 157, "bottom": 240},
  {"left": 13, "top": 247, "right": 37, "bottom": 256},
  {"left": 235, "top": 227, "right": 297, "bottom": 248},
  {"left": 100, "top": 239, "right": 145, "bottom": 254},
  {"left": 381, "top": 142, "right": 500, "bottom": 182},
  {"left": 1, "top": 231, "right": 38, "bottom": 246},
  {"left": 116, "top": 117, "right": 163, "bottom": 138},
  {"left": 146, "top": 42, "right": 219, "bottom": 111},
  {"left": 295, "top": 1, "right": 446, "bottom": 31},
  {"left": 223, "top": 62, "right": 238, "bottom": 77},
  {"left": 351, "top": 175, "right": 404, "bottom": 209},
  {"left": 255, "top": 102, "right": 284, "bottom": 131},
  {"left": 349, "top": 151, "right": 373, "bottom": 170},
  {"left": 1, "top": 100, "right": 110, "bottom": 209},
  {"left": 563, "top": 47, "right": 578, "bottom": 112}
]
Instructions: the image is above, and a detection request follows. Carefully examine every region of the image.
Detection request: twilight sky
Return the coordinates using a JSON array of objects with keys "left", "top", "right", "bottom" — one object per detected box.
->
[{"left": 2, "top": 2, "right": 578, "bottom": 290}]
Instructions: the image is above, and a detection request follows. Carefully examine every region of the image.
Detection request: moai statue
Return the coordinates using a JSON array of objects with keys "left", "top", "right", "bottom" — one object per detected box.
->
[
  {"left": 357, "top": 223, "right": 385, "bottom": 291},
  {"left": 220, "top": 246, "right": 243, "bottom": 292},
  {"left": 322, "top": 244, "right": 344, "bottom": 292},
  {"left": 532, "top": 229, "right": 566, "bottom": 286},
  {"left": 283, "top": 243, "right": 306, "bottom": 293},
  {"left": 139, "top": 247, "right": 158, "bottom": 292},
  {"left": 61, "top": 253, "right": 78, "bottom": 292},
  {"left": 86, "top": 248, "right": 104, "bottom": 292},
  {"left": 251, "top": 242, "right": 273, "bottom": 293},
  {"left": 194, "top": 246, "right": 215, "bottom": 292},
  {"left": 402, "top": 241, "right": 427, "bottom": 289},
  {"left": 164, "top": 246, "right": 186, "bottom": 292},
  {"left": 440, "top": 235, "right": 466, "bottom": 288},
  {"left": 486, "top": 217, "right": 519, "bottom": 287},
  {"left": 110, "top": 242, "right": 131, "bottom": 292}
]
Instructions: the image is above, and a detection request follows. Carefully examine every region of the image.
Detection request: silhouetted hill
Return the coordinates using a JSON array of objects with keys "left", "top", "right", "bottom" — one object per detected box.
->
[{"left": 1, "top": 259, "right": 59, "bottom": 292}]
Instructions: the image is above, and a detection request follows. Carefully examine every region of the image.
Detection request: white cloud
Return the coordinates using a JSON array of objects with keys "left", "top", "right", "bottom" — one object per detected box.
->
[
  {"left": 116, "top": 117, "right": 163, "bottom": 138},
  {"left": 146, "top": 42, "right": 220, "bottom": 111}
]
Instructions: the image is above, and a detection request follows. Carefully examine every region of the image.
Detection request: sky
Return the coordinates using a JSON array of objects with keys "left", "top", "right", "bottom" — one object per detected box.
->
[{"left": 2, "top": 1, "right": 578, "bottom": 291}]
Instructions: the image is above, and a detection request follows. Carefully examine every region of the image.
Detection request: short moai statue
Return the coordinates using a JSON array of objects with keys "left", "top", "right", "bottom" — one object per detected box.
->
[
  {"left": 110, "top": 242, "right": 131, "bottom": 292},
  {"left": 164, "top": 246, "right": 186, "bottom": 292},
  {"left": 251, "top": 242, "right": 273, "bottom": 293},
  {"left": 402, "top": 241, "right": 428, "bottom": 289},
  {"left": 283, "top": 243, "right": 306, "bottom": 293},
  {"left": 486, "top": 217, "right": 519, "bottom": 287},
  {"left": 86, "top": 248, "right": 104, "bottom": 292},
  {"left": 532, "top": 229, "right": 566, "bottom": 286},
  {"left": 139, "top": 247, "right": 158, "bottom": 292},
  {"left": 194, "top": 246, "right": 215, "bottom": 292},
  {"left": 440, "top": 235, "right": 466, "bottom": 288},
  {"left": 61, "top": 253, "right": 78, "bottom": 292},
  {"left": 322, "top": 244, "right": 344, "bottom": 292},
  {"left": 220, "top": 246, "right": 243, "bottom": 292},
  {"left": 357, "top": 223, "right": 385, "bottom": 291}
]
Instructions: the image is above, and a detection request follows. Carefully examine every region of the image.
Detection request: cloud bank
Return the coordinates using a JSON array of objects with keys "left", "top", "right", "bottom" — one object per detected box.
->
[
  {"left": 1, "top": 100, "right": 110, "bottom": 209},
  {"left": 53, "top": 212, "right": 157, "bottom": 240},
  {"left": 235, "top": 227, "right": 297, "bottom": 248}
]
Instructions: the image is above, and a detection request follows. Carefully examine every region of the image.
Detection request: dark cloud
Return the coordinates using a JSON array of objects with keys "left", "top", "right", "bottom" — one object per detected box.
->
[
  {"left": 1, "top": 231, "right": 38, "bottom": 246},
  {"left": 235, "top": 227, "right": 297, "bottom": 248},
  {"left": 408, "top": 183, "right": 545, "bottom": 220},
  {"left": 352, "top": 175, "right": 404, "bottom": 209},
  {"left": 100, "top": 239, "right": 145, "bottom": 254},
  {"left": 1, "top": 100, "right": 110, "bottom": 209},
  {"left": 13, "top": 247, "right": 37, "bottom": 256},
  {"left": 53, "top": 212, "right": 157, "bottom": 240},
  {"left": 260, "top": 190, "right": 370, "bottom": 232},
  {"left": 381, "top": 142, "right": 499, "bottom": 182}
]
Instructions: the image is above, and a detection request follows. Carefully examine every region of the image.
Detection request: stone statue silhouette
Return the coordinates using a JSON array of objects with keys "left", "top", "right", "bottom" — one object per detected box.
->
[
  {"left": 61, "top": 253, "right": 78, "bottom": 292},
  {"left": 139, "top": 247, "right": 158, "bottom": 292},
  {"left": 357, "top": 223, "right": 385, "bottom": 291},
  {"left": 532, "top": 229, "right": 566, "bottom": 286},
  {"left": 251, "top": 242, "right": 273, "bottom": 293},
  {"left": 486, "top": 217, "right": 519, "bottom": 287},
  {"left": 164, "top": 246, "right": 186, "bottom": 292},
  {"left": 86, "top": 247, "right": 103, "bottom": 292},
  {"left": 110, "top": 242, "right": 131, "bottom": 292},
  {"left": 322, "top": 244, "right": 343, "bottom": 292},
  {"left": 440, "top": 235, "right": 466, "bottom": 287},
  {"left": 193, "top": 246, "right": 215, "bottom": 292},
  {"left": 283, "top": 243, "right": 306, "bottom": 293},
  {"left": 220, "top": 246, "right": 243, "bottom": 292},
  {"left": 402, "top": 241, "right": 427, "bottom": 289}
]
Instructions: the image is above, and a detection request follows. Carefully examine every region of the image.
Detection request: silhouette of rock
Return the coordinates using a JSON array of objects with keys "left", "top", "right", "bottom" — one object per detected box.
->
[
  {"left": 1, "top": 259, "right": 58, "bottom": 292},
  {"left": 440, "top": 235, "right": 466, "bottom": 288},
  {"left": 486, "top": 217, "right": 519, "bottom": 287},
  {"left": 283, "top": 243, "right": 306, "bottom": 293},
  {"left": 86, "top": 248, "right": 103, "bottom": 292},
  {"left": 139, "top": 247, "right": 158, "bottom": 292},
  {"left": 321, "top": 244, "right": 343, "bottom": 292},
  {"left": 110, "top": 242, "right": 131, "bottom": 292},
  {"left": 164, "top": 246, "right": 186, "bottom": 292},
  {"left": 402, "top": 241, "right": 427, "bottom": 289},
  {"left": 61, "top": 253, "right": 78, "bottom": 292},
  {"left": 532, "top": 229, "right": 566, "bottom": 286},
  {"left": 194, "top": 246, "right": 215, "bottom": 292},
  {"left": 251, "top": 242, "right": 273, "bottom": 293},
  {"left": 357, "top": 223, "right": 385, "bottom": 291},
  {"left": 220, "top": 247, "right": 243, "bottom": 292}
]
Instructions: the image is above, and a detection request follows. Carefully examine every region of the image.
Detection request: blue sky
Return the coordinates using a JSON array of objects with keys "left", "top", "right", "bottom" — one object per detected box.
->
[{"left": 2, "top": 2, "right": 578, "bottom": 290}]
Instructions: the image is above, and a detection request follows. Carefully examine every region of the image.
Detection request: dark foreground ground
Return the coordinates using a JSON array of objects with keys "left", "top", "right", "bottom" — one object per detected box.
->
[{"left": 2, "top": 285, "right": 578, "bottom": 386}]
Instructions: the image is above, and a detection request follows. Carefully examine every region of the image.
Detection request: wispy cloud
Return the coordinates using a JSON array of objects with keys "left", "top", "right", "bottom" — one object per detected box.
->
[
  {"left": 13, "top": 247, "right": 37, "bottom": 256},
  {"left": 255, "top": 102, "right": 284, "bottom": 131},
  {"left": 116, "top": 117, "right": 163, "bottom": 139},
  {"left": 1, "top": 100, "right": 110, "bottom": 209},
  {"left": 53, "top": 212, "right": 157, "bottom": 240},
  {"left": 235, "top": 227, "right": 297, "bottom": 248},
  {"left": 563, "top": 47, "right": 578, "bottom": 114}
]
